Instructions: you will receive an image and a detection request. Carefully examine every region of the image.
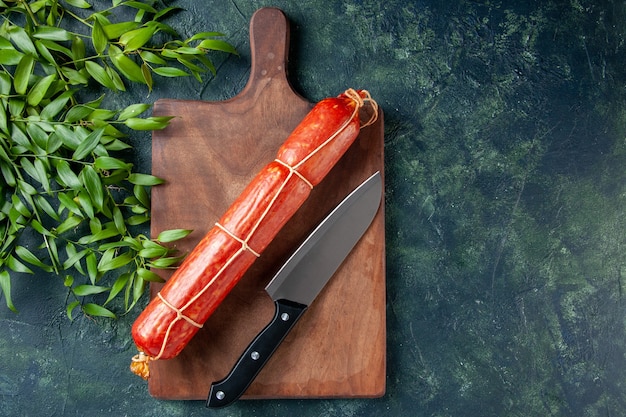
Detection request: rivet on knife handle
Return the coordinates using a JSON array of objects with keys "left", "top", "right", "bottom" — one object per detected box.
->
[{"left": 207, "top": 299, "right": 307, "bottom": 408}]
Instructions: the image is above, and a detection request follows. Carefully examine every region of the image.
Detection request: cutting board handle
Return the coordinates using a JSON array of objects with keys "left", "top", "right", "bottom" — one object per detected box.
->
[{"left": 239, "top": 7, "right": 304, "bottom": 103}]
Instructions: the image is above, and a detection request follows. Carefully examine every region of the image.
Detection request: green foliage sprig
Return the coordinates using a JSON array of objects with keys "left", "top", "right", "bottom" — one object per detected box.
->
[{"left": 0, "top": 0, "right": 236, "bottom": 318}]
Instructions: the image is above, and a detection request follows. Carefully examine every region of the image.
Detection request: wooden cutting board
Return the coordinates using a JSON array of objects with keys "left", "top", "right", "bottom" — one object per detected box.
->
[{"left": 148, "top": 7, "right": 385, "bottom": 400}]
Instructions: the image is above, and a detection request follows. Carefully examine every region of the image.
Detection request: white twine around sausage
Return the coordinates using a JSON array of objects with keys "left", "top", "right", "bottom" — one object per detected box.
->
[{"left": 134, "top": 89, "right": 379, "bottom": 373}]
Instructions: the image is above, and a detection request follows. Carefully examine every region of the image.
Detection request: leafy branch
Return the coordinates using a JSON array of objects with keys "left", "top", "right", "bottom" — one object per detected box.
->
[{"left": 0, "top": 0, "right": 236, "bottom": 318}]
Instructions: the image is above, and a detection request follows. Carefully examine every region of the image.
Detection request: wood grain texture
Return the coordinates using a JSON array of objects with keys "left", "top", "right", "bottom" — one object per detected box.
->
[{"left": 148, "top": 7, "right": 385, "bottom": 400}]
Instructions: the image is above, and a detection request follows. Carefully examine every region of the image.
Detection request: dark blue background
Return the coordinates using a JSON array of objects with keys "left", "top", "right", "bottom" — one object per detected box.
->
[{"left": 2, "top": 1, "right": 626, "bottom": 416}]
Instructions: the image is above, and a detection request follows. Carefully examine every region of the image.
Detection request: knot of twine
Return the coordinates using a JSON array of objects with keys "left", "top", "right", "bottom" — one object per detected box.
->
[
  {"left": 214, "top": 222, "right": 262, "bottom": 257},
  {"left": 130, "top": 351, "right": 152, "bottom": 380},
  {"left": 157, "top": 292, "right": 204, "bottom": 328},
  {"left": 343, "top": 88, "right": 379, "bottom": 128}
]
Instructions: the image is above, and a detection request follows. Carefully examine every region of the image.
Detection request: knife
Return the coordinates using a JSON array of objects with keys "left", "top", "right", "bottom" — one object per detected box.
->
[{"left": 206, "top": 171, "right": 382, "bottom": 408}]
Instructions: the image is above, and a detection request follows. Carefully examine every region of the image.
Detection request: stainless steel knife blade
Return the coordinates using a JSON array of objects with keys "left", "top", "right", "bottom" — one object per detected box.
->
[
  {"left": 265, "top": 170, "right": 383, "bottom": 305},
  {"left": 207, "top": 171, "right": 383, "bottom": 408}
]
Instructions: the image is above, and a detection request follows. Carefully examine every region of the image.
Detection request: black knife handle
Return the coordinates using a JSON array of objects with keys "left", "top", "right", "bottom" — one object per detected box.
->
[{"left": 206, "top": 299, "right": 307, "bottom": 408}]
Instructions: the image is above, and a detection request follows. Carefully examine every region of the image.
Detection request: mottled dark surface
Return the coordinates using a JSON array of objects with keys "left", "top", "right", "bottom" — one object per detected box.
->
[{"left": 2, "top": 1, "right": 626, "bottom": 416}]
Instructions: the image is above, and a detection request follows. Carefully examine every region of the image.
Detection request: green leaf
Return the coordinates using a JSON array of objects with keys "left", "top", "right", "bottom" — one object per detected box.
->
[
  {"left": 26, "top": 123, "right": 49, "bottom": 151},
  {"left": 11, "top": 193, "right": 31, "bottom": 217},
  {"left": 60, "top": 67, "right": 90, "bottom": 85},
  {"left": 18, "top": 179, "right": 37, "bottom": 196},
  {"left": 8, "top": 26, "right": 38, "bottom": 55},
  {"left": 79, "top": 226, "right": 119, "bottom": 244},
  {"left": 147, "top": 255, "right": 184, "bottom": 269},
  {"left": 98, "top": 239, "right": 133, "bottom": 251},
  {"left": 40, "top": 90, "right": 74, "bottom": 120},
  {"left": 0, "top": 37, "right": 12, "bottom": 49},
  {"left": 37, "top": 39, "right": 72, "bottom": 59},
  {"left": 103, "top": 139, "right": 132, "bottom": 152},
  {"left": 14, "top": 54, "right": 35, "bottom": 95},
  {"left": 137, "top": 267, "right": 165, "bottom": 283},
  {"left": 33, "top": 158, "right": 50, "bottom": 192},
  {"left": 82, "top": 303, "right": 116, "bottom": 319},
  {"left": 108, "top": 45, "right": 145, "bottom": 83},
  {"left": 85, "top": 61, "right": 117, "bottom": 90},
  {"left": 7, "top": 255, "right": 33, "bottom": 274},
  {"left": 126, "top": 214, "right": 149, "bottom": 225},
  {"left": 54, "top": 159, "right": 82, "bottom": 189},
  {"left": 65, "top": 104, "right": 95, "bottom": 123},
  {"left": 138, "top": 246, "right": 167, "bottom": 259},
  {"left": 0, "top": 271, "right": 17, "bottom": 312},
  {"left": 34, "top": 39, "right": 56, "bottom": 64},
  {"left": 0, "top": 71, "right": 9, "bottom": 95},
  {"left": 72, "top": 127, "right": 104, "bottom": 160},
  {"left": 124, "top": 116, "right": 174, "bottom": 131},
  {"left": 33, "top": 26, "right": 73, "bottom": 41},
  {"left": 124, "top": 1, "right": 158, "bottom": 13},
  {"left": 197, "top": 39, "right": 238, "bottom": 55},
  {"left": 149, "top": 21, "right": 177, "bottom": 37},
  {"left": 123, "top": 236, "right": 144, "bottom": 251},
  {"left": 98, "top": 251, "right": 133, "bottom": 272},
  {"left": 130, "top": 272, "right": 146, "bottom": 308},
  {"left": 62, "top": 247, "right": 88, "bottom": 270},
  {"left": 64, "top": 275, "right": 74, "bottom": 287},
  {"left": 104, "top": 272, "right": 131, "bottom": 305},
  {"left": 31, "top": 219, "right": 53, "bottom": 237},
  {"left": 45, "top": 132, "right": 63, "bottom": 155},
  {"left": 15, "top": 245, "right": 53, "bottom": 272},
  {"left": 106, "top": 66, "right": 126, "bottom": 91},
  {"left": 27, "top": 74, "right": 57, "bottom": 107},
  {"left": 55, "top": 214, "right": 83, "bottom": 235},
  {"left": 0, "top": 48, "right": 24, "bottom": 65},
  {"left": 117, "top": 103, "right": 151, "bottom": 121},
  {"left": 177, "top": 56, "right": 205, "bottom": 74},
  {"left": 81, "top": 165, "right": 104, "bottom": 211},
  {"left": 57, "top": 192, "right": 82, "bottom": 216},
  {"left": 127, "top": 172, "right": 165, "bottom": 186},
  {"left": 139, "top": 239, "right": 169, "bottom": 257},
  {"left": 133, "top": 184, "right": 150, "bottom": 208},
  {"left": 36, "top": 195, "right": 60, "bottom": 221},
  {"left": 1, "top": 161, "right": 16, "bottom": 186},
  {"left": 47, "top": 237, "right": 60, "bottom": 270},
  {"left": 141, "top": 63, "right": 153, "bottom": 92},
  {"left": 88, "top": 218, "right": 102, "bottom": 236},
  {"left": 88, "top": 108, "right": 117, "bottom": 122},
  {"left": 0, "top": 109, "right": 7, "bottom": 135},
  {"left": 20, "top": 157, "right": 39, "bottom": 184},
  {"left": 153, "top": 6, "right": 182, "bottom": 21},
  {"left": 0, "top": 142, "right": 11, "bottom": 163},
  {"left": 113, "top": 205, "right": 126, "bottom": 234},
  {"left": 64, "top": 0, "right": 92, "bottom": 8},
  {"left": 130, "top": 205, "right": 147, "bottom": 214},
  {"left": 175, "top": 46, "right": 204, "bottom": 55},
  {"left": 187, "top": 31, "right": 226, "bottom": 42},
  {"left": 92, "top": 19, "right": 107, "bottom": 55},
  {"left": 139, "top": 50, "right": 166, "bottom": 65},
  {"left": 94, "top": 156, "right": 132, "bottom": 171},
  {"left": 66, "top": 300, "right": 80, "bottom": 320},
  {"left": 157, "top": 228, "right": 192, "bottom": 243},
  {"left": 72, "top": 284, "right": 109, "bottom": 296},
  {"left": 77, "top": 191, "right": 94, "bottom": 219},
  {"left": 119, "top": 26, "right": 157, "bottom": 52},
  {"left": 153, "top": 66, "right": 189, "bottom": 77},
  {"left": 102, "top": 21, "right": 140, "bottom": 40},
  {"left": 86, "top": 252, "right": 98, "bottom": 284},
  {"left": 71, "top": 36, "right": 86, "bottom": 68}
]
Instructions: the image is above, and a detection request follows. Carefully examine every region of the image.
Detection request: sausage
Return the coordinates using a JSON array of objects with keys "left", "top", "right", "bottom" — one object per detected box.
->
[{"left": 130, "top": 89, "right": 378, "bottom": 379}]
